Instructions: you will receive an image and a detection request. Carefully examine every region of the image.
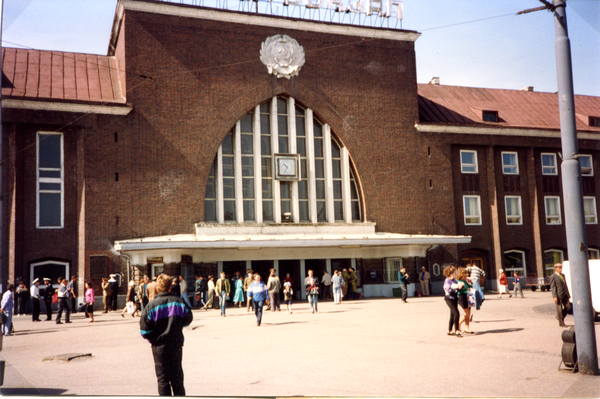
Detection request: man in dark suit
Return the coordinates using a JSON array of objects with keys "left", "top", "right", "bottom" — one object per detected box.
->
[{"left": 550, "top": 263, "right": 571, "bottom": 327}]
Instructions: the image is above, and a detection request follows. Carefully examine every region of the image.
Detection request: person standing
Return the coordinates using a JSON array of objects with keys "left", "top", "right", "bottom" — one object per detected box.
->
[
  {"left": 233, "top": 275, "right": 245, "bottom": 307},
  {"left": 42, "top": 278, "right": 55, "bottom": 321},
  {"left": 247, "top": 273, "right": 269, "bottom": 326},
  {"left": 16, "top": 281, "right": 29, "bottom": 317},
  {"left": 266, "top": 269, "right": 282, "bottom": 311},
  {"left": 321, "top": 270, "right": 332, "bottom": 300},
  {"left": 102, "top": 278, "right": 112, "bottom": 313},
  {"left": 109, "top": 274, "right": 119, "bottom": 311},
  {"left": 305, "top": 270, "right": 320, "bottom": 313},
  {"left": 497, "top": 269, "right": 511, "bottom": 298},
  {"left": 195, "top": 275, "right": 207, "bottom": 309},
  {"left": 147, "top": 276, "right": 158, "bottom": 303},
  {"left": 55, "top": 278, "right": 71, "bottom": 324},
  {"left": 67, "top": 275, "right": 78, "bottom": 314},
  {"left": 140, "top": 273, "right": 193, "bottom": 396},
  {"left": 443, "top": 266, "right": 461, "bottom": 337},
  {"left": 30, "top": 278, "right": 42, "bottom": 322},
  {"left": 398, "top": 267, "right": 409, "bottom": 303},
  {"left": 550, "top": 263, "right": 571, "bottom": 327},
  {"left": 456, "top": 267, "right": 473, "bottom": 334},
  {"left": 419, "top": 266, "right": 431, "bottom": 297},
  {"left": 178, "top": 276, "right": 192, "bottom": 308},
  {"left": 138, "top": 275, "right": 150, "bottom": 312},
  {"left": 348, "top": 268, "right": 358, "bottom": 300},
  {"left": 84, "top": 282, "right": 95, "bottom": 322},
  {"left": 1, "top": 284, "right": 15, "bottom": 336},
  {"left": 283, "top": 282, "right": 293, "bottom": 314},
  {"left": 215, "top": 272, "right": 230, "bottom": 316},
  {"left": 341, "top": 269, "right": 350, "bottom": 299},
  {"left": 243, "top": 270, "right": 254, "bottom": 312},
  {"left": 331, "top": 270, "right": 343, "bottom": 305},
  {"left": 203, "top": 275, "right": 216, "bottom": 310},
  {"left": 466, "top": 263, "right": 485, "bottom": 310},
  {"left": 122, "top": 280, "right": 140, "bottom": 318},
  {"left": 512, "top": 272, "right": 524, "bottom": 298}
]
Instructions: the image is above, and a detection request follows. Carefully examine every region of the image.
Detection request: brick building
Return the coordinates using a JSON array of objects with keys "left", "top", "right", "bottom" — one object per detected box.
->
[{"left": 2, "top": 0, "right": 600, "bottom": 303}]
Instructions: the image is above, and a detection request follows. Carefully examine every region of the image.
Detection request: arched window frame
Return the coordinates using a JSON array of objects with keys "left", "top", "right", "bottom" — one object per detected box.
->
[
  {"left": 204, "top": 96, "right": 362, "bottom": 224},
  {"left": 503, "top": 249, "right": 526, "bottom": 277}
]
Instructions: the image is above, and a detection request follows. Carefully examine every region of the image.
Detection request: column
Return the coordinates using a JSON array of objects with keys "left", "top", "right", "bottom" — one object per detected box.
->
[
  {"left": 234, "top": 121, "right": 243, "bottom": 222},
  {"left": 253, "top": 105, "right": 263, "bottom": 223},
  {"left": 306, "top": 109, "right": 317, "bottom": 223},
  {"left": 486, "top": 146, "right": 503, "bottom": 285},
  {"left": 526, "top": 147, "right": 544, "bottom": 277},
  {"left": 323, "top": 125, "right": 334, "bottom": 223},
  {"left": 300, "top": 259, "right": 306, "bottom": 299}
]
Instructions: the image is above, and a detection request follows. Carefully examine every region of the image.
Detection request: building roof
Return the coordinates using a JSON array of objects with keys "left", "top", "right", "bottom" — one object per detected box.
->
[
  {"left": 2, "top": 47, "right": 126, "bottom": 105},
  {"left": 418, "top": 84, "right": 600, "bottom": 134}
]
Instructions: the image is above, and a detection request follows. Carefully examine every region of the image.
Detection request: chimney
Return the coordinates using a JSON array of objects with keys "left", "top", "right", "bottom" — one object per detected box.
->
[
  {"left": 521, "top": 86, "right": 534, "bottom": 91},
  {"left": 429, "top": 77, "right": 440, "bottom": 85}
]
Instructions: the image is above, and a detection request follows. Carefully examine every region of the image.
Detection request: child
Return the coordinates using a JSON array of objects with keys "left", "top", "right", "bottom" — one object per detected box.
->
[
  {"left": 283, "top": 282, "right": 293, "bottom": 314},
  {"left": 513, "top": 272, "right": 524, "bottom": 298},
  {"left": 85, "top": 282, "right": 95, "bottom": 322}
]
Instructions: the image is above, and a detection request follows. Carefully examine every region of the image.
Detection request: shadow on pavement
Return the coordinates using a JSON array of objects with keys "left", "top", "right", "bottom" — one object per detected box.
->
[
  {"left": 473, "top": 319, "right": 515, "bottom": 323},
  {"left": 13, "top": 329, "right": 59, "bottom": 336},
  {"left": 264, "top": 321, "right": 308, "bottom": 326},
  {"left": 1, "top": 388, "right": 68, "bottom": 395},
  {"left": 475, "top": 328, "right": 524, "bottom": 335}
]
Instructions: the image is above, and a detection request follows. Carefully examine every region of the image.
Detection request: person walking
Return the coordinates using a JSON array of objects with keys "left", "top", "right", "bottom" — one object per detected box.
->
[
  {"left": 419, "top": 266, "right": 431, "bottom": 297},
  {"left": 331, "top": 270, "right": 343, "bottom": 305},
  {"left": 171, "top": 278, "right": 181, "bottom": 297},
  {"left": 122, "top": 280, "right": 140, "bottom": 318},
  {"left": 147, "top": 276, "right": 158, "bottom": 303},
  {"left": 244, "top": 270, "right": 254, "bottom": 312},
  {"left": 140, "top": 273, "right": 193, "bottom": 396},
  {"left": 266, "top": 269, "right": 282, "bottom": 311},
  {"left": 16, "top": 281, "right": 29, "bottom": 317},
  {"left": 247, "top": 273, "right": 269, "bottom": 326},
  {"left": 30, "top": 278, "right": 42, "bottom": 322},
  {"left": 466, "top": 263, "right": 485, "bottom": 310},
  {"left": 138, "top": 275, "right": 150, "bottom": 312},
  {"left": 203, "top": 275, "right": 216, "bottom": 310},
  {"left": 398, "top": 267, "right": 409, "bottom": 303},
  {"left": 101, "top": 278, "right": 111, "bottom": 313},
  {"left": 233, "top": 275, "right": 245, "bottom": 307},
  {"left": 215, "top": 272, "right": 230, "bottom": 317},
  {"left": 42, "top": 278, "right": 55, "bottom": 321},
  {"left": 283, "top": 282, "right": 293, "bottom": 314},
  {"left": 195, "top": 275, "right": 207, "bottom": 309},
  {"left": 178, "top": 276, "right": 192, "bottom": 308},
  {"left": 456, "top": 267, "right": 474, "bottom": 334},
  {"left": 67, "top": 275, "right": 78, "bottom": 314},
  {"left": 305, "top": 270, "right": 320, "bottom": 313},
  {"left": 55, "top": 278, "right": 71, "bottom": 324},
  {"left": 550, "top": 263, "right": 571, "bottom": 327},
  {"left": 497, "top": 269, "right": 511, "bottom": 298},
  {"left": 321, "top": 270, "right": 332, "bottom": 300},
  {"left": 1, "top": 284, "right": 15, "bottom": 336},
  {"left": 512, "top": 272, "right": 524, "bottom": 298},
  {"left": 443, "top": 266, "right": 461, "bottom": 337},
  {"left": 84, "top": 282, "right": 95, "bottom": 322}
]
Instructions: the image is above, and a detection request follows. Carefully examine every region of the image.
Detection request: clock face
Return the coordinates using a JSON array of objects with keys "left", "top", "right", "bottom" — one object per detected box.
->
[
  {"left": 274, "top": 154, "right": 300, "bottom": 180},
  {"left": 279, "top": 158, "right": 296, "bottom": 176}
]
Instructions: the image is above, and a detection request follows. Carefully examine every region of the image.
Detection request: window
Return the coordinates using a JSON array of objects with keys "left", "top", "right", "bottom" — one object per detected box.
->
[
  {"left": 504, "top": 250, "right": 525, "bottom": 277},
  {"left": 463, "top": 195, "right": 481, "bottom": 225},
  {"left": 384, "top": 258, "right": 402, "bottom": 283},
  {"left": 579, "top": 154, "right": 593, "bottom": 176},
  {"left": 588, "top": 248, "right": 600, "bottom": 260},
  {"left": 502, "top": 152, "right": 519, "bottom": 174},
  {"left": 30, "top": 260, "right": 69, "bottom": 288},
  {"left": 460, "top": 150, "right": 478, "bottom": 173},
  {"left": 584, "top": 197, "right": 597, "bottom": 224},
  {"left": 541, "top": 153, "right": 557, "bottom": 175},
  {"left": 37, "top": 132, "right": 63, "bottom": 228},
  {"left": 505, "top": 196, "right": 522, "bottom": 225},
  {"left": 544, "top": 196, "right": 561, "bottom": 224},
  {"left": 205, "top": 96, "right": 362, "bottom": 224},
  {"left": 544, "top": 249, "right": 564, "bottom": 277},
  {"left": 483, "top": 110, "right": 499, "bottom": 123},
  {"left": 589, "top": 117, "right": 600, "bottom": 127}
]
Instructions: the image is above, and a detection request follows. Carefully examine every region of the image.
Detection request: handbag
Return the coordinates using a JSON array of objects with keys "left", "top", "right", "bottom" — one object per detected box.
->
[
  {"left": 52, "top": 292, "right": 58, "bottom": 304},
  {"left": 126, "top": 302, "right": 135, "bottom": 314}
]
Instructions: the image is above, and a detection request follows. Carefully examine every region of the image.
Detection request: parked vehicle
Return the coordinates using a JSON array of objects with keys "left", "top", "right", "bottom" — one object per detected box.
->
[{"left": 562, "top": 260, "right": 600, "bottom": 321}]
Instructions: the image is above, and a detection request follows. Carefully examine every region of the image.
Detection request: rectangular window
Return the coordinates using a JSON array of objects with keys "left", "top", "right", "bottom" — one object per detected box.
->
[
  {"left": 589, "top": 117, "right": 600, "bottom": 127},
  {"left": 544, "top": 196, "right": 561, "bottom": 224},
  {"left": 37, "top": 132, "right": 63, "bottom": 228},
  {"left": 541, "top": 153, "right": 557, "bottom": 175},
  {"left": 579, "top": 154, "right": 593, "bottom": 176},
  {"left": 505, "top": 196, "right": 522, "bottom": 225},
  {"left": 588, "top": 248, "right": 600, "bottom": 259},
  {"left": 463, "top": 195, "right": 481, "bottom": 225},
  {"left": 460, "top": 150, "right": 478, "bottom": 174},
  {"left": 502, "top": 152, "right": 519, "bottom": 175},
  {"left": 482, "top": 110, "right": 499, "bottom": 123},
  {"left": 384, "top": 258, "right": 402, "bottom": 283},
  {"left": 584, "top": 197, "right": 597, "bottom": 224}
]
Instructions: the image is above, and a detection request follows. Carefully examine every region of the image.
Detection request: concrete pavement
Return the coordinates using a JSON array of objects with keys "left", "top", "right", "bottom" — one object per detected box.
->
[{"left": 0, "top": 290, "right": 599, "bottom": 397}]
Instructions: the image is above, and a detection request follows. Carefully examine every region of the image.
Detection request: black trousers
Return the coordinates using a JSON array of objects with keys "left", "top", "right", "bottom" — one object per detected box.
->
[
  {"left": 71, "top": 297, "right": 77, "bottom": 313},
  {"left": 110, "top": 293, "right": 118, "bottom": 310},
  {"left": 56, "top": 297, "right": 71, "bottom": 322},
  {"left": 32, "top": 298, "right": 41, "bottom": 321},
  {"left": 152, "top": 344, "right": 185, "bottom": 396},
  {"left": 44, "top": 299, "right": 53, "bottom": 320},
  {"left": 556, "top": 296, "right": 572, "bottom": 326},
  {"left": 445, "top": 297, "right": 460, "bottom": 332}
]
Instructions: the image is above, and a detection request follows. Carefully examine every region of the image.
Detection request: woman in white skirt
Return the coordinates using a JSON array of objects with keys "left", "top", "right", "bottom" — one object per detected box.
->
[{"left": 497, "top": 269, "right": 511, "bottom": 298}]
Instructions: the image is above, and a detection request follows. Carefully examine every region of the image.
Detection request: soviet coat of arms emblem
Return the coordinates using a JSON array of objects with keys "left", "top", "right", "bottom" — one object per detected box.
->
[{"left": 260, "top": 34, "right": 306, "bottom": 79}]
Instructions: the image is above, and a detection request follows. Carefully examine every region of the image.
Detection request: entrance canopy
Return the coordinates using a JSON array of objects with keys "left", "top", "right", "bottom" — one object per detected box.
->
[{"left": 114, "top": 223, "right": 471, "bottom": 265}]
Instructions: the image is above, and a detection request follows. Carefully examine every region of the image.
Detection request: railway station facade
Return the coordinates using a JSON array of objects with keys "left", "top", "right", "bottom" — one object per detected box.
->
[{"left": 2, "top": 0, "right": 600, "bottom": 300}]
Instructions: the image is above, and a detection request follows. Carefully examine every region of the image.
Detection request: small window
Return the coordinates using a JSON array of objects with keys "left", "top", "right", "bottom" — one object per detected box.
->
[
  {"left": 579, "top": 154, "right": 593, "bottom": 176},
  {"left": 588, "top": 248, "right": 600, "bottom": 260},
  {"left": 584, "top": 197, "right": 597, "bottom": 224},
  {"left": 505, "top": 196, "right": 522, "bottom": 225},
  {"left": 502, "top": 152, "right": 519, "bottom": 175},
  {"left": 544, "top": 196, "right": 561, "bottom": 224},
  {"left": 460, "top": 150, "right": 478, "bottom": 174},
  {"left": 37, "top": 132, "right": 64, "bottom": 228},
  {"left": 589, "top": 117, "right": 600, "bottom": 127},
  {"left": 544, "top": 249, "right": 564, "bottom": 277},
  {"left": 541, "top": 153, "right": 557, "bottom": 175},
  {"left": 504, "top": 250, "right": 526, "bottom": 277},
  {"left": 463, "top": 195, "right": 481, "bottom": 225},
  {"left": 483, "top": 110, "right": 498, "bottom": 123}
]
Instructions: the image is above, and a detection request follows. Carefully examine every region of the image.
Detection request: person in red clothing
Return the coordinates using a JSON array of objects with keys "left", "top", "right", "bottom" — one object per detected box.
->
[{"left": 497, "top": 269, "right": 511, "bottom": 298}]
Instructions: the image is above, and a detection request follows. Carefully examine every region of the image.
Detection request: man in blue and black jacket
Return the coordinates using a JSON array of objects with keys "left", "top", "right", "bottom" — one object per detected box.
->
[{"left": 140, "top": 273, "right": 193, "bottom": 396}]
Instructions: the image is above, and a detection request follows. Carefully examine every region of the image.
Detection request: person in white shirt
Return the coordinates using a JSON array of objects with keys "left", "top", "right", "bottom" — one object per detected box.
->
[
  {"left": 321, "top": 271, "right": 332, "bottom": 300},
  {"left": 178, "top": 276, "right": 192, "bottom": 308},
  {"left": 30, "top": 278, "right": 42, "bottom": 322},
  {"left": 56, "top": 278, "right": 71, "bottom": 324}
]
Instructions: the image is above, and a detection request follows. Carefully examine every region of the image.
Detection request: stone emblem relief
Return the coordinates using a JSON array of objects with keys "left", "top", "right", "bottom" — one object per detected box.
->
[{"left": 260, "top": 34, "right": 306, "bottom": 79}]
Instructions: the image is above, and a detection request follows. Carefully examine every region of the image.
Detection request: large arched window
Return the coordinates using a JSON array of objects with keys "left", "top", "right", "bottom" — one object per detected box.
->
[{"left": 205, "top": 96, "right": 362, "bottom": 224}]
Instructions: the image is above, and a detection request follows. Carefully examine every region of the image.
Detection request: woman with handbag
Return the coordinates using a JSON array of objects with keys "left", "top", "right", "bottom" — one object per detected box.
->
[
  {"left": 85, "top": 282, "right": 95, "bottom": 322},
  {"left": 121, "top": 280, "right": 140, "bottom": 317}
]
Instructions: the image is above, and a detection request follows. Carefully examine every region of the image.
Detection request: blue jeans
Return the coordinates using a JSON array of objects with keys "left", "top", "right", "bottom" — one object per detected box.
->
[
  {"left": 181, "top": 293, "right": 192, "bottom": 308},
  {"left": 253, "top": 300, "right": 264, "bottom": 325},
  {"left": 2, "top": 311, "right": 12, "bottom": 335},
  {"left": 472, "top": 281, "right": 485, "bottom": 309},
  {"left": 307, "top": 294, "right": 318, "bottom": 312},
  {"left": 333, "top": 287, "right": 342, "bottom": 304},
  {"left": 219, "top": 292, "right": 227, "bottom": 315}
]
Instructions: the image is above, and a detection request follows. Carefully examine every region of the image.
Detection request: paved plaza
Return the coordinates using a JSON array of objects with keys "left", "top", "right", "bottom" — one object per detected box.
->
[{"left": 0, "top": 290, "right": 599, "bottom": 397}]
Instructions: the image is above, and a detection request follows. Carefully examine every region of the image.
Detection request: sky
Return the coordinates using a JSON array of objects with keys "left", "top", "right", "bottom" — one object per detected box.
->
[{"left": 2, "top": 0, "right": 600, "bottom": 96}]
